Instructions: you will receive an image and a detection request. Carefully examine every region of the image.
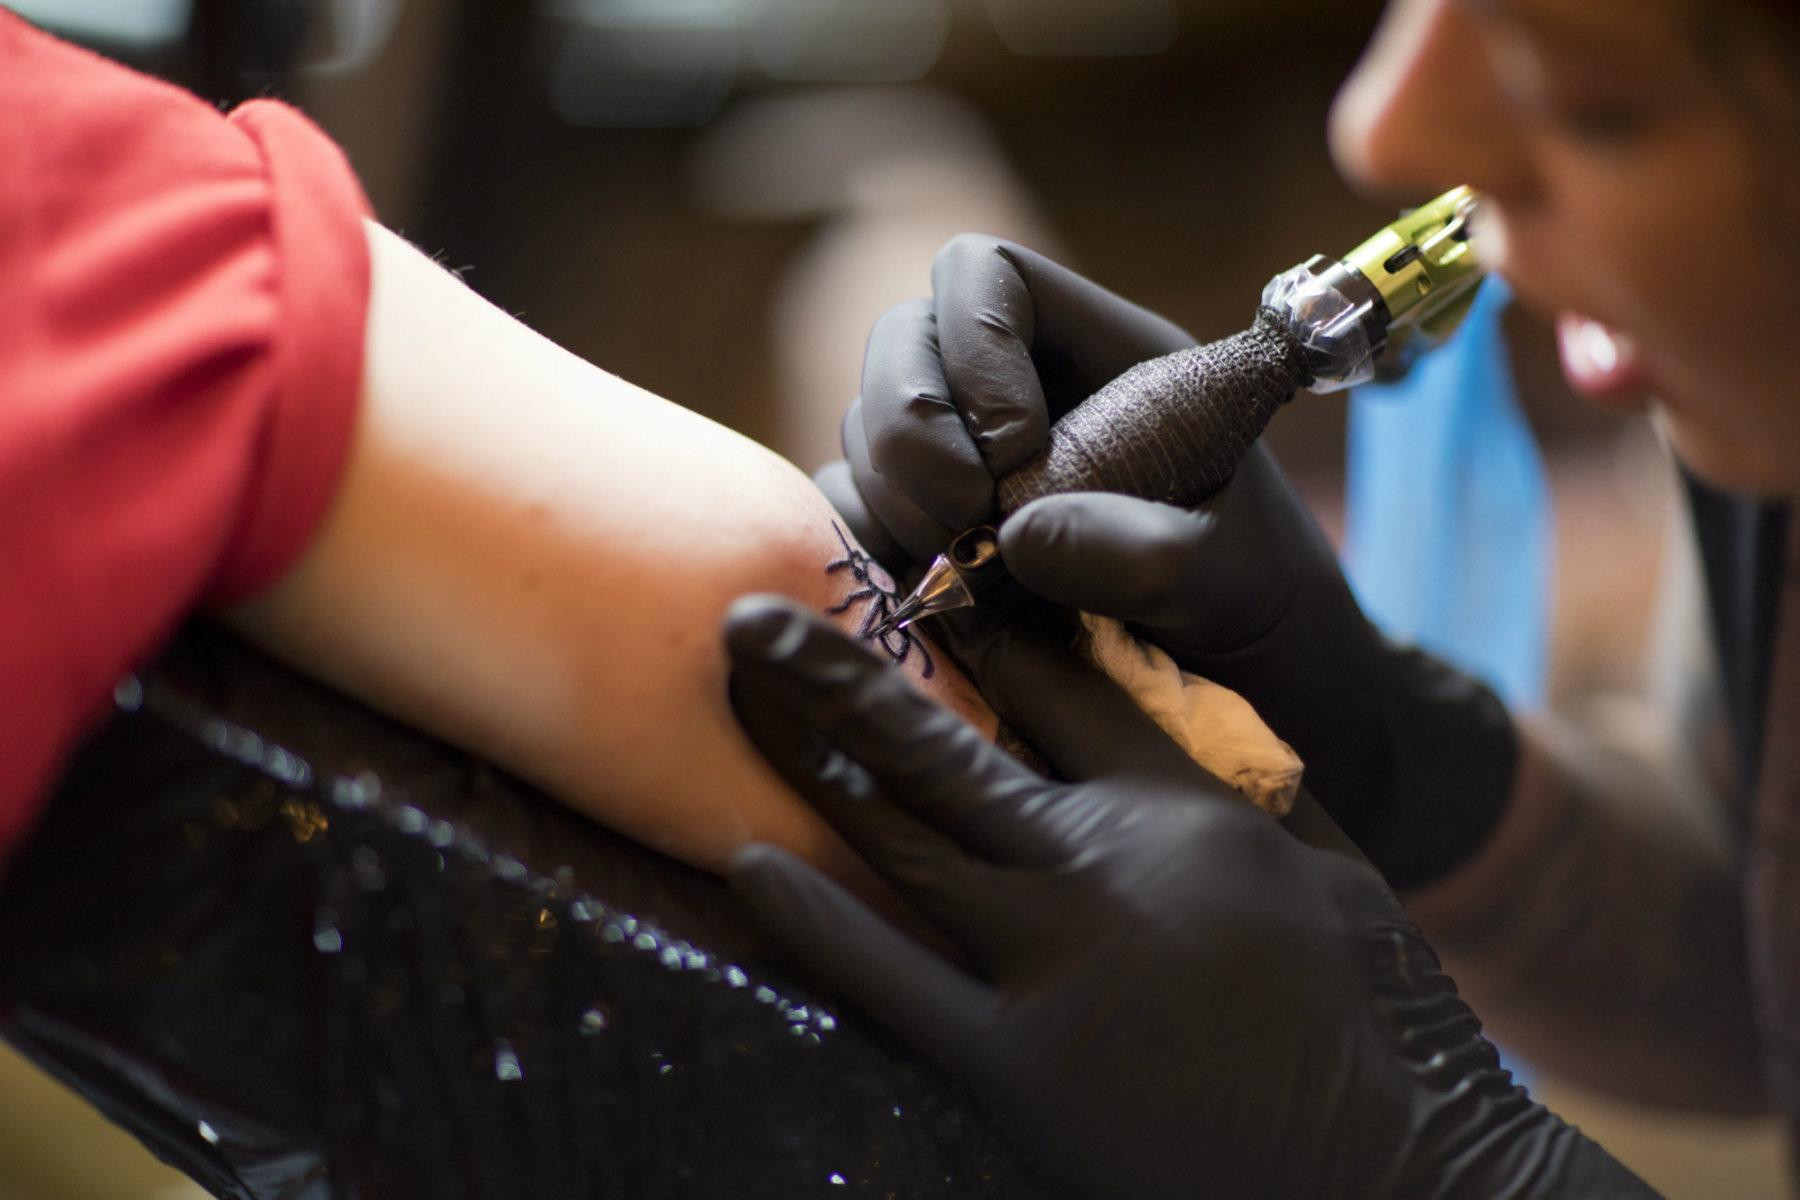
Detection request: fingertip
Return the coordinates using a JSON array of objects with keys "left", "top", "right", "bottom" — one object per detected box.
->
[
  {"left": 867, "top": 294, "right": 936, "bottom": 347},
  {"left": 722, "top": 594, "right": 813, "bottom": 661},
  {"left": 812, "top": 457, "right": 857, "bottom": 514},
  {"left": 998, "top": 493, "right": 1073, "bottom": 549},
  {"left": 930, "top": 231, "right": 1005, "bottom": 279},
  {"left": 725, "top": 843, "right": 850, "bottom": 954},
  {"left": 996, "top": 493, "right": 1098, "bottom": 598},
  {"left": 843, "top": 396, "right": 959, "bottom": 563},
  {"left": 727, "top": 841, "right": 798, "bottom": 892},
  {"left": 723, "top": 596, "right": 886, "bottom": 695},
  {"left": 813, "top": 459, "right": 909, "bottom": 568}
]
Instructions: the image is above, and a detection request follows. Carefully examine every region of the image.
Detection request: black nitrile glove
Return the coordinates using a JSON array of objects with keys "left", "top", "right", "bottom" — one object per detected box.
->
[
  {"left": 829, "top": 237, "right": 1514, "bottom": 886},
  {"left": 721, "top": 596, "right": 1659, "bottom": 1200},
  {"left": 822, "top": 236, "right": 1195, "bottom": 564}
]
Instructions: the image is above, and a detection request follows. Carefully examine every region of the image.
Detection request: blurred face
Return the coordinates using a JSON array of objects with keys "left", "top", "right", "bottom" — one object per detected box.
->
[{"left": 1330, "top": 0, "right": 1800, "bottom": 496}]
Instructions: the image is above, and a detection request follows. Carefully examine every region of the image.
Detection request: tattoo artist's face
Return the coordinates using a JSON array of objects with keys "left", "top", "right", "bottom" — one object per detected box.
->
[{"left": 1331, "top": 0, "right": 1800, "bottom": 496}]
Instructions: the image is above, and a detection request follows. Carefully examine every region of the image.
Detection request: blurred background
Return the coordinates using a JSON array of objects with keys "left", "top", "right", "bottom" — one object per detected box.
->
[{"left": 0, "top": 0, "right": 1786, "bottom": 1196}]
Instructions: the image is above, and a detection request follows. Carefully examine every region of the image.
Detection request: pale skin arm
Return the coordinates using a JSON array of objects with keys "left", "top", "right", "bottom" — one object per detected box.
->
[
  {"left": 1404, "top": 516, "right": 1764, "bottom": 1115},
  {"left": 227, "top": 222, "right": 994, "bottom": 882}
]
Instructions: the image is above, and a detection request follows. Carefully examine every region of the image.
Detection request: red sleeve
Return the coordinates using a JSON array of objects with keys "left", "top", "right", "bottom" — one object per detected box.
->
[{"left": 0, "top": 10, "right": 373, "bottom": 865}]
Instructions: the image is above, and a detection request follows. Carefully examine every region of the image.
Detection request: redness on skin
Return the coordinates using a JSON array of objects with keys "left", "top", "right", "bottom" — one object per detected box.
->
[{"left": 823, "top": 522, "right": 935, "bottom": 678}]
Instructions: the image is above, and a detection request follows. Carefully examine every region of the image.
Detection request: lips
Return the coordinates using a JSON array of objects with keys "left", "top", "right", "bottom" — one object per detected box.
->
[{"left": 1555, "top": 312, "right": 1649, "bottom": 404}]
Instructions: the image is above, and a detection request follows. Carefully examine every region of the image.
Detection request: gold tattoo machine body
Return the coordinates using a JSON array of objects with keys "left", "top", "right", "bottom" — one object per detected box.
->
[{"left": 873, "top": 185, "right": 1486, "bottom": 638}]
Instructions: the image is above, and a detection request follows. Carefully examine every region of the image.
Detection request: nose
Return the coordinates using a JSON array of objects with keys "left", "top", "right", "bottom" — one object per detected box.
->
[{"left": 1329, "top": 0, "right": 1535, "bottom": 207}]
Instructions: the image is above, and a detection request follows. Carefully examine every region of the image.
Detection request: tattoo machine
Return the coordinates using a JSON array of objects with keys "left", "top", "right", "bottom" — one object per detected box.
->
[{"left": 872, "top": 185, "right": 1487, "bottom": 637}]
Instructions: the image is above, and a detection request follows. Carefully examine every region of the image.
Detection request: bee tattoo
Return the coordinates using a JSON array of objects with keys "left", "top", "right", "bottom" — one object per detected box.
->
[{"left": 824, "top": 522, "right": 934, "bottom": 678}]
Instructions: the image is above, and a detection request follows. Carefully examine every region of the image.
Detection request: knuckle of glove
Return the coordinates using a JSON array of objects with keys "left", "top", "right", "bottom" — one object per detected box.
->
[
  {"left": 866, "top": 406, "right": 995, "bottom": 529},
  {"left": 961, "top": 386, "right": 1048, "bottom": 479},
  {"left": 932, "top": 231, "right": 1014, "bottom": 279}
]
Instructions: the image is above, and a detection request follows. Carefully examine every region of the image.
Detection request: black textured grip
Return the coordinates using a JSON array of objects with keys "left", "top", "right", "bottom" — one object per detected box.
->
[{"left": 996, "top": 306, "right": 1313, "bottom": 514}]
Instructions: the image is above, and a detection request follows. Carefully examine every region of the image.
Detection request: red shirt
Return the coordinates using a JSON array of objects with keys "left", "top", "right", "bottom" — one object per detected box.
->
[{"left": 0, "top": 9, "right": 372, "bottom": 865}]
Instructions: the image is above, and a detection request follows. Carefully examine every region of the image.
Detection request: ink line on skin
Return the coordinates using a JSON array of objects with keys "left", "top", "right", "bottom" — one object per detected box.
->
[{"left": 824, "top": 522, "right": 935, "bottom": 679}]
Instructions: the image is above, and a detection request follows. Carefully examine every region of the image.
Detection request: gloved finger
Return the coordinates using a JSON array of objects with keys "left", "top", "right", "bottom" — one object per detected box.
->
[
  {"left": 812, "top": 459, "right": 908, "bottom": 571},
  {"left": 725, "top": 596, "right": 1073, "bottom": 868},
  {"left": 730, "top": 843, "right": 995, "bottom": 1071},
  {"left": 997, "top": 491, "right": 1216, "bottom": 629},
  {"left": 1279, "top": 789, "right": 1376, "bottom": 871},
  {"left": 931, "top": 236, "right": 1194, "bottom": 462},
  {"left": 842, "top": 401, "right": 957, "bottom": 564},
  {"left": 859, "top": 297, "right": 995, "bottom": 533},
  {"left": 928, "top": 236, "right": 1051, "bottom": 477},
  {"left": 948, "top": 612, "right": 1220, "bottom": 791},
  {"left": 727, "top": 659, "right": 1034, "bottom": 956}
]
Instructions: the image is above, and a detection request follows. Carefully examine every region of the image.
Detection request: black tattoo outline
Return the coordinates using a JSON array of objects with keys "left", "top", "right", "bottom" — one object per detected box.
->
[{"left": 824, "top": 522, "right": 934, "bottom": 678}]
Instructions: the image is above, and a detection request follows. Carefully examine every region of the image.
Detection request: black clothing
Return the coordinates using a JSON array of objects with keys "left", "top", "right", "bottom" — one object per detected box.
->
[
  {"left": 0, "top": 625, "right": 1070, "bottom": 1199},
  {"left": 1682, "top": 470, "right": 1800, "bottom": 1157},
  {"left": 1683, "top": 471, "right": 1788, "bottom": 821}
]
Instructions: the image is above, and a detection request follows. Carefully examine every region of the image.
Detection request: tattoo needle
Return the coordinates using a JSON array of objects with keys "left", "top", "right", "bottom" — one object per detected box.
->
[{"left": 868, "top": 526, "right": 1003, "bottom": 638}]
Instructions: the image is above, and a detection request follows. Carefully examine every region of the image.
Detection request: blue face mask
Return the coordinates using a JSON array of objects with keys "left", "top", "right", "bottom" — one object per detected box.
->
[{"left": 1344, "top": 276, "right": 1551, "bottom": 708}]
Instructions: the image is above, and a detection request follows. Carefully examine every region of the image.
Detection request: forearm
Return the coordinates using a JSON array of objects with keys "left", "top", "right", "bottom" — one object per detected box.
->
[
  {"left": 1404, "top": 715, "right": 1763, "bottom": 1114},
  {"left": 227, "top": 222, "right": 993, "bottom": 880}
]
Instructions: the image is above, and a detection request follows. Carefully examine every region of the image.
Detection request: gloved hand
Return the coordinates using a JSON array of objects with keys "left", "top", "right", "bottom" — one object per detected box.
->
[
  {"left": 826, "top": 237, "right": 1515, "bottom": 887},
  {"left": 722, "top": 595, "right": 1658, "bottom": 1200},
  {"left": 818, "top": 235, "right": 1194, "bottom": 565}
]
